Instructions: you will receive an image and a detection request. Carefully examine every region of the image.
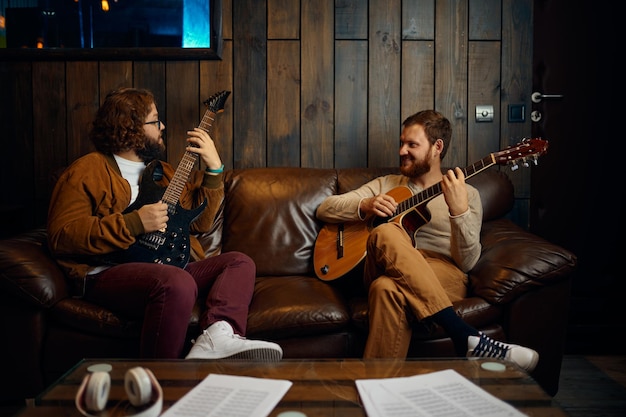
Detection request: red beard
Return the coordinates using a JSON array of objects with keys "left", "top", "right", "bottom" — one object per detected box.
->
[{"left": 400, "top": 156, "right": 431, "bottom": 179}]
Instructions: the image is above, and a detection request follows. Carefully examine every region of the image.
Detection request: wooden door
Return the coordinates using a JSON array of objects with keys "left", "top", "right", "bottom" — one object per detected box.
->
[{"left": 531, "top": 0, "right": 620, "bottom": 353}]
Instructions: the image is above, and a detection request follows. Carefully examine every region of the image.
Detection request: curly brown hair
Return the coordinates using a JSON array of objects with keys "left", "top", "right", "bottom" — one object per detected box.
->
[
  {"left": 402, "top": 110, "right": 452, "bottom": 160},
  {"left": 89, "top": 87, "right": 155, "bottom": 154}
]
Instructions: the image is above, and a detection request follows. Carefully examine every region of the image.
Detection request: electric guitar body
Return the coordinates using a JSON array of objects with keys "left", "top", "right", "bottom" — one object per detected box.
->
[{"left": 103, "top": 160, "right": 207, "bottom": 268}]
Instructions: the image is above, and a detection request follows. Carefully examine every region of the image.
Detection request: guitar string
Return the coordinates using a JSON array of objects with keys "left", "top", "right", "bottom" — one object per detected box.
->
[{"left": 394, "top": 155, "right": 495, "bottom": 217}]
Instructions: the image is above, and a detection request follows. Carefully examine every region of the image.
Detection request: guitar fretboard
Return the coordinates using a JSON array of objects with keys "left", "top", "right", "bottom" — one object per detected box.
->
[
  {"left": 394, "top": 154, "right": 496, "bottom": 217},
  {"left": 160, "top": 109, "right": 217, "bottom": 210}
]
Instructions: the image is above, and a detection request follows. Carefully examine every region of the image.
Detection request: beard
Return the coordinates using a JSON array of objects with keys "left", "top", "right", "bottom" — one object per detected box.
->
[
  {"left": 400, "top": 155, "right": 431, "bottom": 179},
  {"left": 136, "top": 137, "right": 166, "bottom": 163}
]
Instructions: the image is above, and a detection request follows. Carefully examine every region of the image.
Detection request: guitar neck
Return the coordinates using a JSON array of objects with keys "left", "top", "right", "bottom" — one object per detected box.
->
[
  {"left": 394, "top": 154, "right": 496, "bottom": 217},
  {"left": 160, "top": 109, "right": 217, "bottom": 206}
]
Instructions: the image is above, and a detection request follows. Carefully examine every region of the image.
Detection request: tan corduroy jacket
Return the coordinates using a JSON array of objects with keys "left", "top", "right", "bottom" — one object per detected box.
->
[{"left": 47, "top": 152, "right": 223, "bottom": 289}]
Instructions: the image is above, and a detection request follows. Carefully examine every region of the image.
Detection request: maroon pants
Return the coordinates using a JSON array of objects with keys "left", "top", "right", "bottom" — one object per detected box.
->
[{"left": 85, "top": 251, "right": 256, "bottom": 358}]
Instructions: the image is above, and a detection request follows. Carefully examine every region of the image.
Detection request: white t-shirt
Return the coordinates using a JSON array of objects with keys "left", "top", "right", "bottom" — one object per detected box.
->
[{"left": 113, "top": 154, "right": 145, "bottom": 206}]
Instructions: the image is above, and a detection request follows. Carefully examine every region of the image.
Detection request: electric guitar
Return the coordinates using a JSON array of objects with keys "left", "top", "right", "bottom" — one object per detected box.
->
[
  {"left": 103, "top": 90, "right": 231, "bottom": 268},
  {"left": 313, "top": 138, "right": 549, "bottom": 281}
]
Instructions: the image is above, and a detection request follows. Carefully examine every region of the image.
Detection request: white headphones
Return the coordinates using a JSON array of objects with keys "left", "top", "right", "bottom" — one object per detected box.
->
[{"left": 75, "top": 366, "right": 163, "bottom": 417}]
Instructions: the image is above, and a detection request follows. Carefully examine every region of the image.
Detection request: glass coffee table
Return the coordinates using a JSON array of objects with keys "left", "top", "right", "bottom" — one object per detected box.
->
[{"left": 15, "top": 358, "right": 566, "bottom": 416}]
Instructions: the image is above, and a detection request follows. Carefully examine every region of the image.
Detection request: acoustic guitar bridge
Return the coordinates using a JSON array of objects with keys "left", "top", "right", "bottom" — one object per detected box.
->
[{"left": 336, "top": 224, "right": 344, "bottom": 259}]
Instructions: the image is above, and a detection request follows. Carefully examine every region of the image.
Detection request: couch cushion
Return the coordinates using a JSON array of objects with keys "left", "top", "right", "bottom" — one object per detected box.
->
[
  {"left": 222, "top": 168, "right": 337, "bottom": 276},
  {"left": 246, "top": 276, "right": 351, "bottom": 338}
]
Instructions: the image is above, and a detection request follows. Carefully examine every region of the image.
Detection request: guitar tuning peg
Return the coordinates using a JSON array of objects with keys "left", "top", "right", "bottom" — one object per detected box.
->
[
  {"left": 533, "top": 155, "right": 540, "bottom": 165},
  {"left": 522, "top": 159, "right": 530, "bottom": 168},
  {"left": 509, "top": 161, "right": 519, "bottom": 171}
]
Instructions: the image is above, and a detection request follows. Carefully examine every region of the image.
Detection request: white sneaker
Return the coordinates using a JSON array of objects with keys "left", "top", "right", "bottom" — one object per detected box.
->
[
  {"left": 467, "top": 333, "right": 539, "bottom": 372},
  {"left": 185, "top": 321, "right": 283, "bottom": 361}
]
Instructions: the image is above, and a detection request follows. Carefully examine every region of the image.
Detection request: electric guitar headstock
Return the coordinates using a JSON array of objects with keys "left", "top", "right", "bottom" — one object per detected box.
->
[
  {"left": 203, "top": 90, "right": 231, "bottom": 114},
  {"left": 493, "top": 138, "right": 549, "bottom": 170}
]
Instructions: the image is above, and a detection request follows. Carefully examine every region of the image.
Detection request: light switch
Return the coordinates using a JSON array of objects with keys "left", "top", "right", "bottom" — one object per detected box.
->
[
  {"left": 508, "top": 104, "right": 526, "bottom": 122},
  {"left": 475, "top": 105, "right": 494, "bottom": 122}
]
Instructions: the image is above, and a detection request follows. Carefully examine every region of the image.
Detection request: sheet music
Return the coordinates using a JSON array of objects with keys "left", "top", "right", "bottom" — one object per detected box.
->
[
  {"left": 356, "top": 369, "right": 527, "bottom": 417},
  {"left": 161, "top": 373, "right": 292, "bottom": 417}
]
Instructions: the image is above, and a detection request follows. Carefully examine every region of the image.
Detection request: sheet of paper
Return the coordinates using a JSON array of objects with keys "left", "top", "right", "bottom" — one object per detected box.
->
[
  {"left": 356, "top": 369, "right": 527, "bottom": 417},
  {"left": 161, "top": 373, "right": 293, "bottom": 417}
]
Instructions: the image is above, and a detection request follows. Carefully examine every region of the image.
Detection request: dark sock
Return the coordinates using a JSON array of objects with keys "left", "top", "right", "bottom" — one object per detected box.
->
[{"left": 431, "top": 307, "right": 480, "bottom": 356}]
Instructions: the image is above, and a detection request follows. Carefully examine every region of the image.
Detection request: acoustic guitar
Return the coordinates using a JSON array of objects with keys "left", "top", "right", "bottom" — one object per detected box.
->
[
  {"left": 103, "top": 90, "right": 231, "bottom": 269},
  {"left": 313, "top": 138, "right": 549, "bottom": 281}
]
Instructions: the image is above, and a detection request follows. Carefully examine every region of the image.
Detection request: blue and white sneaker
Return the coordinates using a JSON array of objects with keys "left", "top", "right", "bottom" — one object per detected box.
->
[{"left": 467, "top": 333, "right": 539, "bottom": 372}]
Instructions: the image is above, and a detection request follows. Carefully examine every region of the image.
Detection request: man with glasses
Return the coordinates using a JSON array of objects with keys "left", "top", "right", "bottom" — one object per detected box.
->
[{"left": 47, "top": 87, "right": 283, "bottom": 361}]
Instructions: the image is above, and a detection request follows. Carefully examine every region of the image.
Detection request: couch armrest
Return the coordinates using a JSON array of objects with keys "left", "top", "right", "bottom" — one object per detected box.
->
[
  {"left": 469, "top": 219, "right": 577, "bottom": 304},
  {"left": 0, "top": 229, "right": 68, "bottom": 308}
]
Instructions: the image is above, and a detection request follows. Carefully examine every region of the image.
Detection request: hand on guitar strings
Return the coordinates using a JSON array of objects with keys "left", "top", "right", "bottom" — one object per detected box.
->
[
  {"left": 185, "top": 127, "right": 223, "bottom": 172},
  {"left": 440, "top": 167, "right": 470, "bottom": 217},
  {"left": 360, "top": 194, "right": 398, "bottom": 218},
  {"left": 137, "top": 201, "right": 169, "bottom": 233}
]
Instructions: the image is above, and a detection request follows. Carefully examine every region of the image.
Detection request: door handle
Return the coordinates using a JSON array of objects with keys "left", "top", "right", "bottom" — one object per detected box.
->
[{"left": 531, "top": 92, "right": 564, "bottom": 103}]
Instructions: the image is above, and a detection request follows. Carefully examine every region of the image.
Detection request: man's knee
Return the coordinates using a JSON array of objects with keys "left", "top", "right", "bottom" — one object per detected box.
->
[
  {"left": 369, "top": 276, "right": 398, "bottom": 297},
  {"left": 368, "top": 222, "right": 406, "bottom": 251}
]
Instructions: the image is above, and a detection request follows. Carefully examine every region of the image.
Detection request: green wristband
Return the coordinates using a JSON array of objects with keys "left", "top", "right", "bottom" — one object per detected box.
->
[{"left": 206, "top": 164, "right": 224, "bottom": 174}]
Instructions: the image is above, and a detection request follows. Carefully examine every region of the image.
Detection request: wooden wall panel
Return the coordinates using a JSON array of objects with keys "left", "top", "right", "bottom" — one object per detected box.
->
[
  {"left": 435, "top": 0, "right": 468, "bottom": 168},
  {"left": 267, "top": 40, "right": 301, "bottom": 167},
  {"left": 0, "top": 61, "right": 34, "bottom": 235},
  {"left": 402, "top": 0, "right": 435, "bottom": 40},
  {"left": 268, "top": 0, "right": 300, "bottom": 39},
  {"left": 301, "top": 0, "right": 334, "bottom": 168},
  {"left": 401, "top": 41, "right": 435, "bottom": 122},
  {"left": 335, "top": 0, "right": 368, "bottom": 39},
  {"left": 469, "top": 0, "right": 502, "bottom": 40},
  {"left": 66, "top": 62, "right": 98, "bottom": 163},
  {"left": 233, "top": 0, "right": 267, "bottom": 168},
  {"left": 401, "top": 0, "right": 435, "bottom": 124},
  {"left": 467, "top": 41, "right": 501, "bottom": 163},
  {"left": 335, "top": 40, "right": 368, "bottom": 168},
  {"left": 134, "top": 62, "right": 167, "bottom": 115},
  {"left": 165, "top": 62, "right": 201, "bottom": 168},
  {"left": 222, "top": 0, "right": 233, "bottom": 40},
  {"left": 32, "top": 62, "right": 66, "bottom": 224},
  {"left": 502, "top": 0, "right": 533, "bottom": 228},
  {"left": 267, "top": 0, "right": 301, "bottom": 167},
  {"left": 98, "top": 62, "right": 133, "bottom": 104},
  {"left": 501, "top": 0, "right": 532, "bottom": 146},
  {"left": 368, "top": 0, "right": 402, "bottom": 167},
  {"left": 201, "top": 42, "right": 234, "bottom": 170}
]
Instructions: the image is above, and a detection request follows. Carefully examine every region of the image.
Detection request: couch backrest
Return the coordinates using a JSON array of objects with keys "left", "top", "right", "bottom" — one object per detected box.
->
[
  {"left": 466, "top": 168, "right": 514, "bottom": 221},
  {"left": 196, "top": 166, "right": 515, "bottom": 277},
  {"left": 220, "top": 168, "right": 337, "bottom": 276}
]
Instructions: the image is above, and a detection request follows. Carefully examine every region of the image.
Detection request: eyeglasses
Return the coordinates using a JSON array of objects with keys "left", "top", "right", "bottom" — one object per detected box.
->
[{"left": 144, "top": 120, "right": 162, "bottom": 130}]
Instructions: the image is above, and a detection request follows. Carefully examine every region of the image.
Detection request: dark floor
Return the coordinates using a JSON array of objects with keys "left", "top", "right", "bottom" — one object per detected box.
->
[
  {"left": 2, "top": 355, "right": 625, "bottom": 416},
  {"left": 552, "top": 355, "right": 626, "bottom": 417}
]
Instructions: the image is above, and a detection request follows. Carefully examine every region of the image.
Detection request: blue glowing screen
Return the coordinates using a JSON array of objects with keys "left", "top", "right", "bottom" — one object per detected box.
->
[{"left": 5, "top": 0, "right": 211, "bottom": 49}]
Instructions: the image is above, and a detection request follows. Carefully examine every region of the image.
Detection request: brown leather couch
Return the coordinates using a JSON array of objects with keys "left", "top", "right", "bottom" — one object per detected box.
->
[{"left": 0, "top": 167, "right": 576, "bottom": 403}]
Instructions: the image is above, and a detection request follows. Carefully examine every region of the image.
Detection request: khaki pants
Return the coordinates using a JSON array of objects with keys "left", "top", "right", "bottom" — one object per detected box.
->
[{"left": 363, "top": 222, "right": 467, "bottom": 358}]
